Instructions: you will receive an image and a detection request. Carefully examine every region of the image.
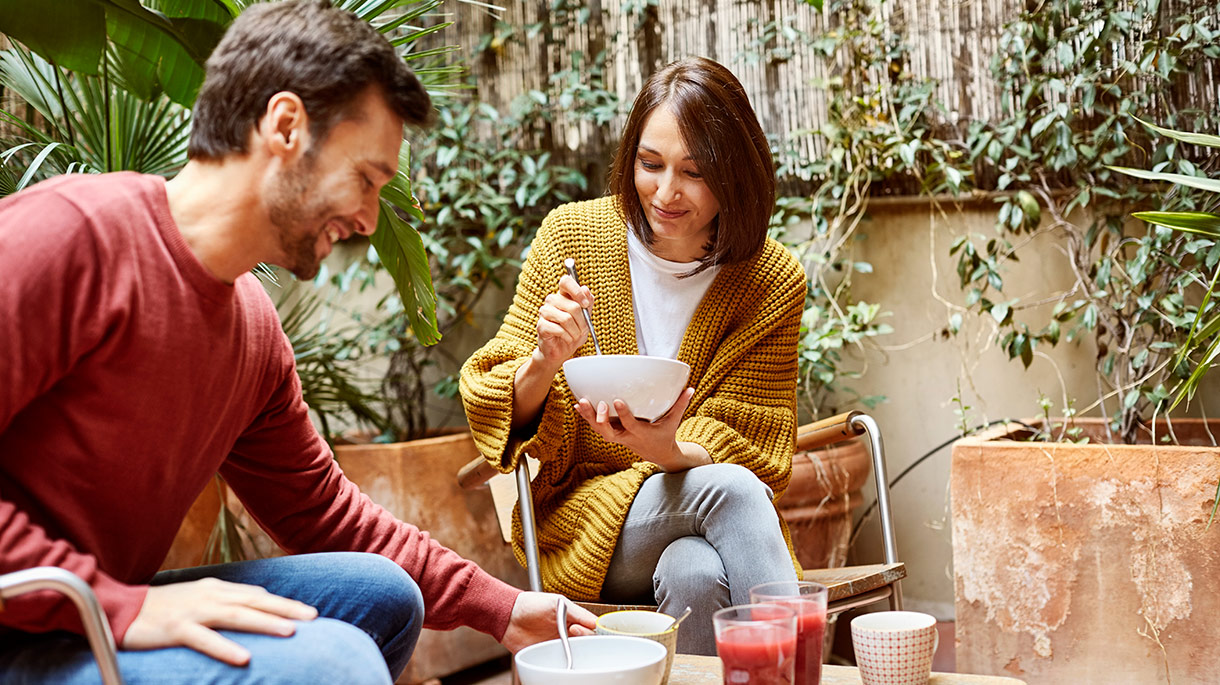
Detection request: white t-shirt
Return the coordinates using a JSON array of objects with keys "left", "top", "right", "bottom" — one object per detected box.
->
[{"left": 626, "top": 229, "right": 720, "bottom": 359}]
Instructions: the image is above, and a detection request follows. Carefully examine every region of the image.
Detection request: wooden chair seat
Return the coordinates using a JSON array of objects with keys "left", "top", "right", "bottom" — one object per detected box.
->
[
  {"left": 805, "top": 562, "right": 906, "bottom": 603},
  {"left": 570, "top": 562, "right": 906, "bottom": 618}
]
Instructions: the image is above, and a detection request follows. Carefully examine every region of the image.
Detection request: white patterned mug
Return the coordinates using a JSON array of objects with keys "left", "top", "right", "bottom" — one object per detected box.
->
[{"left": 851, "top": 611, "right": 939, "bottom": 685}]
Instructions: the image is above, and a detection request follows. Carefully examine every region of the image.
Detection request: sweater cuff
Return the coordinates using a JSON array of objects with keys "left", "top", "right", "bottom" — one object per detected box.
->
[
  {"left": 98, "top": 576, "right": 148, "bottom": 645},
  {"left": 461, "top": 569, "right": 524, "bottom": 641}
]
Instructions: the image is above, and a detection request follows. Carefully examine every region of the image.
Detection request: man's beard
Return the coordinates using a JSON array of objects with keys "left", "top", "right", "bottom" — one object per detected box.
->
[{"left": 267, "top": 156, "right": 328, "bottom": 280}]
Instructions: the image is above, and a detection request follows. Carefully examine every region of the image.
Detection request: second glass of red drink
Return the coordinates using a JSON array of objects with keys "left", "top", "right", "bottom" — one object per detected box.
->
[
  {"left": 749, "top": 581, "right": 829, "bottom": 685},
  {"left": 713, "top": 603, "right": 798, "bottom": 685}
]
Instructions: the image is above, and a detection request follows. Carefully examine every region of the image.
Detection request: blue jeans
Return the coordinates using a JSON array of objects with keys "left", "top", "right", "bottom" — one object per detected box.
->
[{"left": 0, "top": 552, "right": 424, "bottom": 685}]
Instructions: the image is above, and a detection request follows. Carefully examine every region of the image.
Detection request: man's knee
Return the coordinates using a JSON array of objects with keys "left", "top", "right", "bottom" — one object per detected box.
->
[
  {"left": 261, "top": 618, "right": 394, "bottom": 685},
  {"left": 331, "top": 553, "right": 424, "bottom": 644}
]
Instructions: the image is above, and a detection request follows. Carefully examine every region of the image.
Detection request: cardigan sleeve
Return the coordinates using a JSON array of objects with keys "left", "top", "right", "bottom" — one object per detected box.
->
[
  {"left": 674, "top": 254, "right": 805, "bottom": 499},
  {"left": 460, "top": 209, "right": 569, "bottom": 472}
]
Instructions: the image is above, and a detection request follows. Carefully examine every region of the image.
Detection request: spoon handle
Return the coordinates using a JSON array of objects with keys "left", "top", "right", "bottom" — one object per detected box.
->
[
  {"left": 556, "top": 597, "right": 574, "bottom": 669},
  {"left": 563, "top": 258, "right": 603, "bottom": 355}
]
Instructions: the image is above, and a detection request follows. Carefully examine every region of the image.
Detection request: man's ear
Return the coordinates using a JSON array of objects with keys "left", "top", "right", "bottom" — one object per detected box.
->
[{"left": 257, "top": 91, "right": 310, "bottom": 161}]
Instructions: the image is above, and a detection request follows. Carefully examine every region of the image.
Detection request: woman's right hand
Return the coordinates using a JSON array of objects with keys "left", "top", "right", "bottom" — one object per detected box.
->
[{"left": 532, "top": 274, "right": 595, "bottom": 371}]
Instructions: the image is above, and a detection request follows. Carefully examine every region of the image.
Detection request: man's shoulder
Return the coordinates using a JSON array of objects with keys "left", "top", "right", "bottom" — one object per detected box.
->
[
  {"left": 13, "top": 171, "right": 159, "bottom": 206},
  {"left": 1, "top": 172, "right": 163, "bottom": 237}
]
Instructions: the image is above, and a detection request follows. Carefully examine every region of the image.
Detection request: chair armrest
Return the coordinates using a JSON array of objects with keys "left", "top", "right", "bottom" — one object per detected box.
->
[
  {"left": 457, "top": 457, "right": 499, "bottom": 490},
  {"left": 796, "top": 410, "right": 865, "bottom": 452}
]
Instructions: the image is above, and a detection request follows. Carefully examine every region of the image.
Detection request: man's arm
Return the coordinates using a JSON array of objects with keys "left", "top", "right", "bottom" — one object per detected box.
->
[
  {"left": 220, "top": 331, "right": 531, "bottom": 640},
  {"left": 0, "top": 188, "right": 151, "bottom": 641}
]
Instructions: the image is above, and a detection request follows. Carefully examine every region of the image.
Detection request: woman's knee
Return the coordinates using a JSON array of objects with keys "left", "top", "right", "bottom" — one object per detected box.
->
[
  {"left": 654, "top": 536, "right": 728, "bottom": 594},
  {"left": 692, "top": 462, "right": 775, "bottom": 504}
]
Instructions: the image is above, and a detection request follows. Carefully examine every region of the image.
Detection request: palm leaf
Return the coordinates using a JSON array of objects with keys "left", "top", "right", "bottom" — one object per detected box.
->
[
  {"left": 1136, "top": 117, "right": 1220, "bottom": 149},
  {"left": 1109, "top": 166, "right": 1220, "bottom": 194},
  {"left": 1132, "top": 211, "right": 1220, "bottom": 238},
  {"left": 372, "top": 142, "right": 438, "bottom": 344}
]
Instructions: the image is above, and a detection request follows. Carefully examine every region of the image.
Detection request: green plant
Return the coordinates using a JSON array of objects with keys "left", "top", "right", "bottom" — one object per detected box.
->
[
  {"left": 1112, "top": 121, "right": 1220, "bottom": 411},
  {"left": 948, "top": 0, "right": 1219, "bottom": 442},
  {"left": 276, "top": 285, "right": 390, "bottom": 444}
]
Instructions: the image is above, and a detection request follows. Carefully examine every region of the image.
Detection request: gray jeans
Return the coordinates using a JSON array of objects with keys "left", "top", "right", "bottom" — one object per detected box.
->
[{"left": 601, "top": 462, "right": 799, "bottom": 655}]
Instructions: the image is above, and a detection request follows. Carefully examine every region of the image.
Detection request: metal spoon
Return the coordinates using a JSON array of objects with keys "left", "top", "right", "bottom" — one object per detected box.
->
[
  {"left": 556, "top": 597, "right": 574, "bottom": 670},
  {"left": 668, "top": 606, "right": 693, "bottom": 632},
  {"left": 563, "top": 258, "right": 602, "bottom": 355}
]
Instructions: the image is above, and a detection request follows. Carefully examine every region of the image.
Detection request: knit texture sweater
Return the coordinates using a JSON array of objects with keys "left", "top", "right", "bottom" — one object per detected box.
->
[
  {"left": 460, "top": 196, "right": 806, "bottom": 600},
  {"left": 0, "top": 173, "right": 520, "bottom": 643}
]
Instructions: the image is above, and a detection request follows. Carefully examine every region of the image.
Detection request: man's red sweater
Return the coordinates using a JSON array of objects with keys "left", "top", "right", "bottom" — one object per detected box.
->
[{"left": 0, "top": 172, "right": 520, "bottom": 643}]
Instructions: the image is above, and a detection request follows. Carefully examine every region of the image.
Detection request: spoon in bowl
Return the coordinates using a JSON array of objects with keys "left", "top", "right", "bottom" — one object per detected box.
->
[
  {"left": 556, "top": 597, "right": 574, "bottom": 670},
  {"left": 668, "top": 606, "right": 693, "bottom": 632},
  {"left": 563, "top": 258, "right": 603, "bottom": 355}
]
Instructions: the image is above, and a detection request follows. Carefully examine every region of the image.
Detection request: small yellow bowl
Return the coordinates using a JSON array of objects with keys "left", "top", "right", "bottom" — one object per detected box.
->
[{"left": 594, "top": 610, "right": 678, "bottom": 685}]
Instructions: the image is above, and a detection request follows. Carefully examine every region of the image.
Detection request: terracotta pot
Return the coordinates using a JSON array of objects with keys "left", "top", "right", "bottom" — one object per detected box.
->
[
  {"left": 164, "top": 431, "right": 526, "bottom": 685},
  {"left": 951, "top": 419, "right": 1220, "bottom": 684},
  {"left": 779, "top": 435, "right": 871, "bottom": 570},
  {"left": 161, "top": 477, "right": 223, "bottom": 571}
]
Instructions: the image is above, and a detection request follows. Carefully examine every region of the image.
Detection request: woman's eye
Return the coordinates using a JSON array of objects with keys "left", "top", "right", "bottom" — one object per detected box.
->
[
  {"left": 686, "top": 170, "right": 703, "bottom": 179},
  {"left": 639, "top": 160, "right": 661, "bottom": 170}
]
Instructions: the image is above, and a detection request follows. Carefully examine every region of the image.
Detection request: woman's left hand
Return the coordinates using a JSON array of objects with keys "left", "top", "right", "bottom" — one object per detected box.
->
[{"left": 575, "top": 387, "right": 699, "bottom": 471}]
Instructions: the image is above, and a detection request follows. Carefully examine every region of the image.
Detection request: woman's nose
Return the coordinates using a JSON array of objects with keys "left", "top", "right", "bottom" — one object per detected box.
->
[{"left": 656, "top": 171, "right": 681, "bottom": 202}]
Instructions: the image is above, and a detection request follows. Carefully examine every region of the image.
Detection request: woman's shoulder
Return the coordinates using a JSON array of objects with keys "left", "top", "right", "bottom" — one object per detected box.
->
[
  {"left": 749, "top": 237, "right": 806, "bottom": 290},
  {"left": 543, "top": 196, "right": 622, "bottom": 230}
]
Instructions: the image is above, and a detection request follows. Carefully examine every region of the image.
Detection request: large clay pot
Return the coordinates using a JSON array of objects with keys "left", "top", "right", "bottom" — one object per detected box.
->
[
  {"left": 163, "top": 431, "right": 526, "bottom": 685},
  {"left": 778, "top": 435, "right": 871, "bottom": 570},
  {"left": 951, "top": 419, "right": 1220, "bottom": 684}
]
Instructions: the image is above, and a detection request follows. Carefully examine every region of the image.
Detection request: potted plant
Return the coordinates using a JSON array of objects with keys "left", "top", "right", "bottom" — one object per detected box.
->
[{"left": 942, "top": 0, "right": 1220, "bottom": 680}]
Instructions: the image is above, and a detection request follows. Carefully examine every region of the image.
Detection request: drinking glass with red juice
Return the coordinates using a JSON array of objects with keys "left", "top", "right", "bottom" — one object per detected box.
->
[
  {"left": 713, "top": 604, "right": 797, "bottom": 685},
  {"left": 749, "top": 581, "right": 829, "bottom": 685}
]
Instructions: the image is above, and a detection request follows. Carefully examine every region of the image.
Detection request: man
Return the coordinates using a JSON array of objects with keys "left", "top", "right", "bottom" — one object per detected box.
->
[{"left": 0, "top": 2, "right": 594, "bottom": 683}]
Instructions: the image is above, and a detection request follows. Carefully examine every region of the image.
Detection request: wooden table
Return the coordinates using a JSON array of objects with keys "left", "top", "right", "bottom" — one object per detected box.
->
[{"left": 670, "top": 654, "right": 1027, "bottom": 684}]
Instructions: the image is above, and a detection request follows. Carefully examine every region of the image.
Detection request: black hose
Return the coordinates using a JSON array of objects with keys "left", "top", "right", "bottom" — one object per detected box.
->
[{"left": 847, "top": 419, "right": 1042, "bottom": 546}]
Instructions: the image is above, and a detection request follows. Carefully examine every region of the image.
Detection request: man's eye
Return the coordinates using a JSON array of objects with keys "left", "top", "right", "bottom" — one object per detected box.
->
[{"left": 362, "top": 175, "right": 374, "bottom": 190}]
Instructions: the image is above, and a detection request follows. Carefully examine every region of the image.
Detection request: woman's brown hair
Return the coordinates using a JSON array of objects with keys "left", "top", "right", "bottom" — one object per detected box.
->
[{"left": 607, "top": 56, "right": 775, "bottom": 275}]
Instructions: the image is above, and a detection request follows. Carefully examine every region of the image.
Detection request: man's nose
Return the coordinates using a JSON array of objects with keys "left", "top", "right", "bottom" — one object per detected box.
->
[{"left": 355, "top": 195, "right": 379, "bottom": 236}]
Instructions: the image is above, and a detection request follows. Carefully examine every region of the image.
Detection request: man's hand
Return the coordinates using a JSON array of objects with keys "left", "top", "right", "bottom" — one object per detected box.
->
[
  {"left": 500, "top": 592, "right": 596, "bottom": 654},
  {"left": 122, "top": 578, "right": 319, "bottom": 666},
  {"left": 575, "top": 387, "right": 708, "bottom": 472}
]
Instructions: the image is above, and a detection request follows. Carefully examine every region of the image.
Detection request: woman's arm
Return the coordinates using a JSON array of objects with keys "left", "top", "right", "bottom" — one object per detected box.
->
[{"left": 512, "top": 274, "right": 594, "bottom": 428}]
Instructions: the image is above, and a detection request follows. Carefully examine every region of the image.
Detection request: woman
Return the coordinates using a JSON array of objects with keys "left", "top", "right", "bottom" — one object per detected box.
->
[{"left": 460, "top": 56, "right": 805, "bottom": 654}]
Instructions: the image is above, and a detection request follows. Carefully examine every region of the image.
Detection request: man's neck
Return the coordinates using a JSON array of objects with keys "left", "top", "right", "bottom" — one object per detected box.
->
[{"left": 165, "top": 159, "right": 272, "bottom": 284}]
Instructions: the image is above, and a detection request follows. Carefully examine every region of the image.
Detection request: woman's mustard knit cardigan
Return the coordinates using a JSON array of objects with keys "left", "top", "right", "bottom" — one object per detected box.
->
[{"left": 460, "top": 196, "right": 806, "bottom": 601}]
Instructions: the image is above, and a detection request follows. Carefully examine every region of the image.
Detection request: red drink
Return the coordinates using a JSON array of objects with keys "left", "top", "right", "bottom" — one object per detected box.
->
[
  {"left": 716, "top": 623, "right": 797, "bottom": 685},
  {"left": 792, "top": 605, "right": 826, "bottom": 685},
  {"left": 749, "top": 581, "right": 829, "bottom": 685}
]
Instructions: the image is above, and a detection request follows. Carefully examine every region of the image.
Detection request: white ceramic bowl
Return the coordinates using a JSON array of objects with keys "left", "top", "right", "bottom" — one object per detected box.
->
[
  {"left": 562, "top": 355, "right": 691, "bottom": 421},
  {"left": 515, "top": 634, "right": 668, "bottom": 685}
]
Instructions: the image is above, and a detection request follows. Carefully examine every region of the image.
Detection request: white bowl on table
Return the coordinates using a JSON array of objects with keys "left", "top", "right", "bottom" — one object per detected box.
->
[
  {"left": 562, "top": 355, "right": 691, "bottom": 422},
  {"left": 514, "top": 634, "right": 668, "bottom": 685}
]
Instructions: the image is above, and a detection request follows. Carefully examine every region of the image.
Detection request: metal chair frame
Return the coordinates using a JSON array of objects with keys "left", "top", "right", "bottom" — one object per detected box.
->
[{"left": 0, "top": 566, "right": 125, "bottom": 684}]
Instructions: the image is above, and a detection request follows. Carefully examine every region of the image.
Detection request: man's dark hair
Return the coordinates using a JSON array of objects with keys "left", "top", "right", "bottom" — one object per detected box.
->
[
  {"left": 188, "top": 0, "right": 431, "bottom": 160},
  {"left": 607, "top": 57, "right": 775, "bottom": 276}
]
